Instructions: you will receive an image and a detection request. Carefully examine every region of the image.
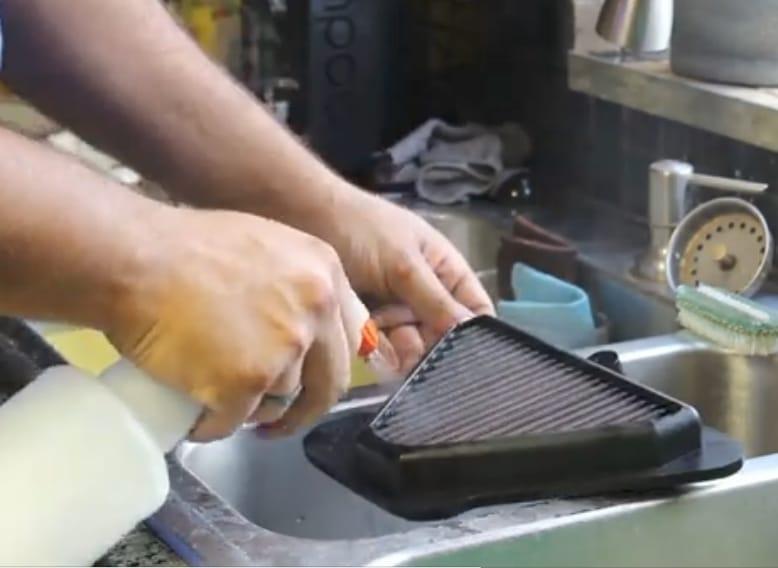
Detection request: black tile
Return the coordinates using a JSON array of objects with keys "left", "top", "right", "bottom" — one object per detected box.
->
[
  {"left": 688, "top": 130, "right": 737, "bottom": 177},
  {"left": 623, "top": 151, "right": 654, "bottom": 217},
  {"left": 736, "top": 145, "right": 778, "bottom": 190},
  {"left": 593, "top": 100, "right": 623, "bottom": 143},
  {"left": 658, "top": 119, "right": 691, "bottom": 161},
  {"left": 622, "top": 108, "right": 661, "bottom": 156}
]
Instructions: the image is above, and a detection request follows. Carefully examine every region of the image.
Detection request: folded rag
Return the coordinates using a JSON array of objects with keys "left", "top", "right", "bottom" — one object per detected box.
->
[
  {"left": 497, "top": 263, "right": 597, "bottom": 350},
  {"left": 373, "top": 119, "right": 531, "bottom": 205},
  {"left": 497, "top": 215, "right": 578, "bottom": 300}
]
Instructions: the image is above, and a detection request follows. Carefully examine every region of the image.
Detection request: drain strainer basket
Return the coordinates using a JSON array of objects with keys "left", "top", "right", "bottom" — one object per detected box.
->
[
  {"left": 304, "top": 316, "right": 743, "bottom": 519},
  {"left": 667, "top": 197, "right": 773, "bottom": 296}
]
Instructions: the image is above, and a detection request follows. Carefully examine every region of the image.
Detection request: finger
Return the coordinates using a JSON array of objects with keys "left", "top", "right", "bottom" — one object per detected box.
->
[
  {"left": 390, "top": 252, "right": 473, "bottom": 336},
  {"left": 262, "top": 308, "right": 351, "bottom": 437},
  {"left": 427, "top": 243, "right": 495, "bottom": 317},
  {"left": 190, "top": 395, "right": 261, "bottom": 442},
  {"left": 321, "top": 243, "right": 363, "bottom": 356},
  {"left": 371, "top": 303, "right": 420, "bottom": 330},
  {"left": 188, "top": 316, "right": 315, "bottom": 440},
  {"left": 420, "top": 322, "right": 441, "bottom": 349},
  {"left": 372, "top": 330, "right": 402, "bottom": 377},
  {"left": 445, "top": 267, "right": 495, "bottom": 316},
  {"left": 249, "top": 357, "right": 304, "bottom": 425},
  {"left": 250, "top": 393, "right": 295, "bottom": 426},
  {"left": 387, "top": 324, "right": 426, "bottom": 374}
]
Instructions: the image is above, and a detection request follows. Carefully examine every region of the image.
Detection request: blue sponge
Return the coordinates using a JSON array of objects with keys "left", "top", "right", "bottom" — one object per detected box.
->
[{"left": 497, "top": 263, "right": 596, "bottom": 349}]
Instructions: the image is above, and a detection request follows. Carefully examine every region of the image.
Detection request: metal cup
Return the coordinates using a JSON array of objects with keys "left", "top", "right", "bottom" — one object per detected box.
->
[{"left": 596, "top": 0, "right": 674, "bottom": 54}]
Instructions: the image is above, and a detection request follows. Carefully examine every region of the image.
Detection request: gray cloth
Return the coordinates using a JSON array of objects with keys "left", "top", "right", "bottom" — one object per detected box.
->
[{"left": 377, "top": 119, "right": 531, "bottom": 205}]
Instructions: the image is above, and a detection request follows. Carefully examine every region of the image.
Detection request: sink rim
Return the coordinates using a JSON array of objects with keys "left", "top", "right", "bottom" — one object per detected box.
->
[{"left": 368, "top": 452, "right": 778, "bottom": 567}]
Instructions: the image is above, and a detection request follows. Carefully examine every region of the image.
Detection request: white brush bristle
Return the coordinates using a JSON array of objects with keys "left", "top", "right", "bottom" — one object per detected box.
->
[{"left": 678, "top": 306, "right": 778, "bottom": 356}]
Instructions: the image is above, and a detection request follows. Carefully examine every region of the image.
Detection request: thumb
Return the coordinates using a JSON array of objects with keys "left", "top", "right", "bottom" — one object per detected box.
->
[{"left": 389, "top": 253, "right": 472, "bottom": 335}]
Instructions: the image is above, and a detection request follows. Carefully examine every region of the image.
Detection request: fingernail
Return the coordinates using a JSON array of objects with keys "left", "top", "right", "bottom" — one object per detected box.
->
[
  {"left": 254, "top": 428, "right": 273, "bottom": 440},
  {"left": 255, "top": 421, "right": 285, "bottom": 439},
  {"left": 457, "top": 307, "right": 476, "bottom": 322}
]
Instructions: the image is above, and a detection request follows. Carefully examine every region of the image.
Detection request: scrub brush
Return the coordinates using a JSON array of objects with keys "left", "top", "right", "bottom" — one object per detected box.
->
[{"left": 675, "top": 284, "right": 778, "bottom": 355}]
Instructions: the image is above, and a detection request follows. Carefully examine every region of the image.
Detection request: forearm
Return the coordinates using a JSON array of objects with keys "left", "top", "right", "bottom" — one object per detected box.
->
[
  {"left": 0, "top": 127, "right": 158, "bottom": 329},
  {"left": 0, "top": 0, "right": 353, "bottom": 240}
]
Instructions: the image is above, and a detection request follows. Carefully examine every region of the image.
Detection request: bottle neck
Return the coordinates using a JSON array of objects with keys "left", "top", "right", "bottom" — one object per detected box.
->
[{"left": 100, "top": 360, "right": 202, "bottom": 453}]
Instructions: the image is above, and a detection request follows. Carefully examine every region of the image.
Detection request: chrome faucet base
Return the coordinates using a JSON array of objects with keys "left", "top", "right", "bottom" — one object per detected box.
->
[{"left": 632, "top": 245, "right": 669, "bottom": 283}]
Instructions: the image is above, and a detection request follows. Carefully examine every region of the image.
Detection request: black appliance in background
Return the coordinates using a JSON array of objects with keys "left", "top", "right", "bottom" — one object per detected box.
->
[
  {"left": 297, "top": 0, "right": 403, "bottom": 176},
  {"left": 242, "top": 0, "right": 404, "bottom": 177},
  {"left": 240, "top": 1, "right": 521, "bottom": 181}
]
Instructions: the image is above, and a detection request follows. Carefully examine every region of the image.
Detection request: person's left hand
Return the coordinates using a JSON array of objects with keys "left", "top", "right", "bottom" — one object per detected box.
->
[{"left": 325, "top": 190, "right": 494, "bottom": 373}]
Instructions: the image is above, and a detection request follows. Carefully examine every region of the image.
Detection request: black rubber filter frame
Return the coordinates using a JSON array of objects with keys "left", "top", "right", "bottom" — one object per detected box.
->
[{"left": 304, "top": 316, "right": 744, "bottom": 520}]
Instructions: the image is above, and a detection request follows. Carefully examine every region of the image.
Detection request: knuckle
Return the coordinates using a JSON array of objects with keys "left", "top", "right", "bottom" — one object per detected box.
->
[
  {"left": 294, "top": 272, "right": 337, "bottom": 316},
  {"left": 306, "top": 281, "right": 337, "bottom": 316},
  {"left": 246, "top": 368, "right": 274, "bottom": 394},
  {"left": 231, "top": 352, "right": 275, "bottom": 390},
  {"left": 277, "top": 322, "right": 308, "bottom": 359},
  {"left": 311, "top": 239, "right": 347, "bottom": 281},
  {"left": 391, "top": 251, "right": 417, "bottom": 282},
  {"left": 313, "top": 239, "right": 340, "bottom": 266}
]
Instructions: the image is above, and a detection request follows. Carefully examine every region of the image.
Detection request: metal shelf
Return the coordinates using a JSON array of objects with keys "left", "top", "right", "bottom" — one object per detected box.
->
[{"left": 568, "top": 50, "right": 778, "bottom": 152}]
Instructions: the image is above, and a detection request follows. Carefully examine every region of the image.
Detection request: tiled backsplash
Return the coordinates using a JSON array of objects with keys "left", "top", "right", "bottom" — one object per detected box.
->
[{"left": 558, "top": 98, "right": 778, "bottom": 222}]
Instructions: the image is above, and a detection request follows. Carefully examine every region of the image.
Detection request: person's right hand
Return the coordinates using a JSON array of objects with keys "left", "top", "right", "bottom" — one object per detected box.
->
[{"left": 106, "top": 206, "right": 363, "bottom": 441}]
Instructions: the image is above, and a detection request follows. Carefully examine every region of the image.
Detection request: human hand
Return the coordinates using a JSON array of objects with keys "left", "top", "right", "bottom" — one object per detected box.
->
[
  {"left": 326, "top": 191, "right": 494, "bottom": 373},
  {"left": 106, "top": 207, "right": 364, "bottom": 441}
]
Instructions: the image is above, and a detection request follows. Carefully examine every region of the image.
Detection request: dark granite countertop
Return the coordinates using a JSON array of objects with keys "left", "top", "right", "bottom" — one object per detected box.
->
[{"left": 98, "top": 526, "right": 185, "bottom": 567}]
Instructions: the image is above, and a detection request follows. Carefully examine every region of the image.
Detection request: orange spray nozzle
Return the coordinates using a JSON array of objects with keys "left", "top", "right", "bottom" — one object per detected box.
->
[
  {"left": 358, "top": 319, "right": 380, "bottom": 359},
  {"left": 358, "top": 319, "right": 401, "bottom": 379}
]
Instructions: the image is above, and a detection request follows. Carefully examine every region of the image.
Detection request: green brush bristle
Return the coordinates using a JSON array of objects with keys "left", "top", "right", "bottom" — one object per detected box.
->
[{"left": 675, "top": 285, "right": 778, "bottom": 355}]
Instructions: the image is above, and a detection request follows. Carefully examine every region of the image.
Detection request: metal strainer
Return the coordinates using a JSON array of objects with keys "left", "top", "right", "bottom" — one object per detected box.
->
[{"left": 666, "top": 197, "right": 773, "bottom": 296}]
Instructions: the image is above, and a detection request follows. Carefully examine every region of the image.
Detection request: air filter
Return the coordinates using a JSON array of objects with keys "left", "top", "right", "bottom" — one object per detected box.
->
[{"left": 304, "top": 316, "right": 743, "bottom": 520}]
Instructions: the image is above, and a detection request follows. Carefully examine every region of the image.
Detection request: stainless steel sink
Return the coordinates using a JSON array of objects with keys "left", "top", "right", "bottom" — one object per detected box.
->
[
  {"left": 410, "top": 203, "right": 504, "bottom": 301},
  {"left": 149, "top": 200, "right": 778, "bottom": 566},
  {"left": 616, "top": 337, "right": 778, "bottom": 458},
  {"left": 181, "top": 333, "right": 777, "bottom": 544},
  {"left": 161, "top": 391, "right": 610, "bottom": 565},
  {"left": 176, "top": 397, "right": 421, "bottom": 541},
  {"left": 154, "top": 332, "right": 778, "bottom": 566},
  {"left": 413, "top": 206, "right": 504, "bottom": 275}
]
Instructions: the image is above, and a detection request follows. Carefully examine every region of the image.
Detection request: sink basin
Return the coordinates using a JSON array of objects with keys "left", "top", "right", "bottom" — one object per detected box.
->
[
  {"left": 616, "top": 339, "right": 778, "bottom": 458},
  {"left": 177, "top": 397, "right": 421, "bottom": 541},
  {"left": 413, "top": 206, "right": 504, "bottom": 275},
  {"left": 166, "top": 391, "right": 610, "bottom": 565}
]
